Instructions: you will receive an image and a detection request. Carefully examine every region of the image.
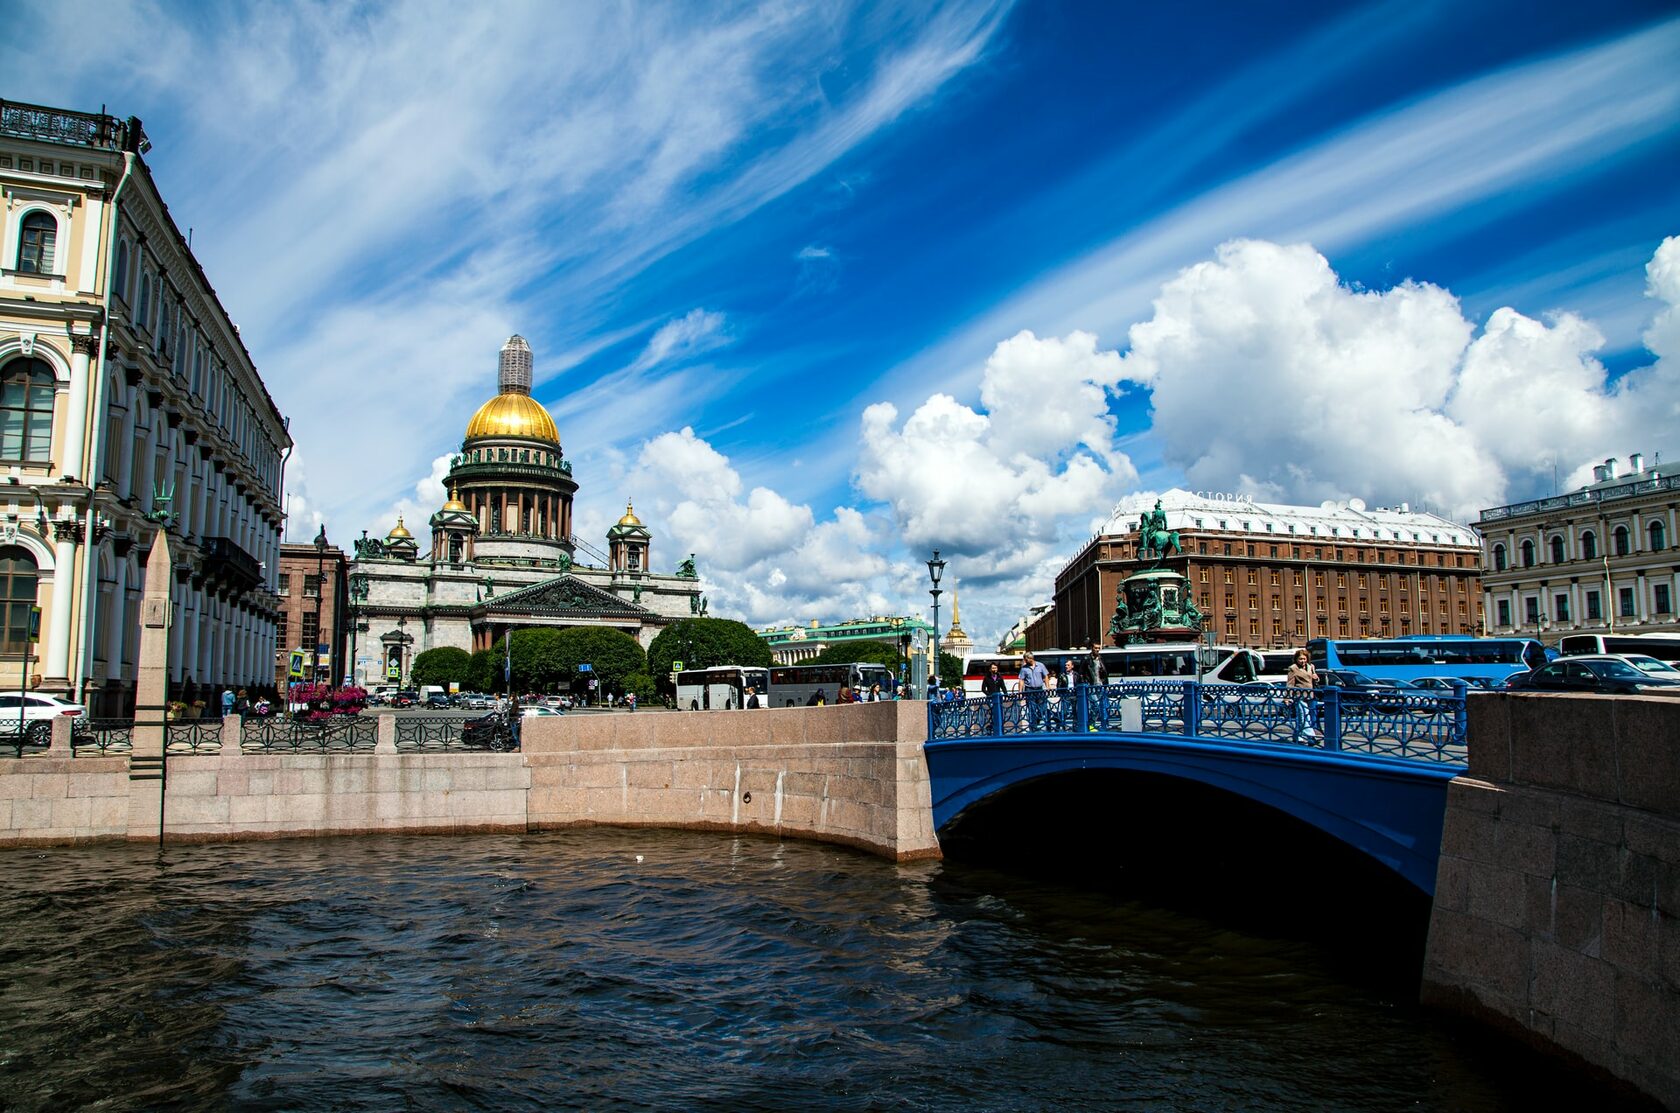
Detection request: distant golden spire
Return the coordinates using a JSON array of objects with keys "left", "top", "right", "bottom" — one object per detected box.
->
[{"left": 948, "top": 588, "right": 967, "bottom": 635}]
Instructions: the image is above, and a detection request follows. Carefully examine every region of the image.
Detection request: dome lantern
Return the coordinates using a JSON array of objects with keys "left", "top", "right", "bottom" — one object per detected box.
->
[{"left": 499, "top": 335, "right": 533, "bottom": 396}]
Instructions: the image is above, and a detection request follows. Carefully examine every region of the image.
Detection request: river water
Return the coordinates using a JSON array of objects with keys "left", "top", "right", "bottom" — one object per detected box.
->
[{"left": 0, "top": 830, "right": 1634, "bottom": 1112}]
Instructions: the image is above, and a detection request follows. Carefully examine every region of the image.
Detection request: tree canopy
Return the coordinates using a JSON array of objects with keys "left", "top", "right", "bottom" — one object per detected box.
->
[
  {"left": 481, "top": 626, "right": 648, "bottom": 695},
  {"left": 410, "top": 646, "right": 472, "bottom": 687},
  {"left": 647, "top": 618, "right": 772, "bottom": 679}
]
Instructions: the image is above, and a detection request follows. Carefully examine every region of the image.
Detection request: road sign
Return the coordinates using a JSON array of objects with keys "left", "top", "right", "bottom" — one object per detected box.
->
[
  {"left": 578, "top": 663, "right": 592, "bottom": 672},
  {"left": 27, "top": 605, "right": 41, "bottom": 643},
  {"left": 671, "top": 660, "right": 684, "bottom": 672}
]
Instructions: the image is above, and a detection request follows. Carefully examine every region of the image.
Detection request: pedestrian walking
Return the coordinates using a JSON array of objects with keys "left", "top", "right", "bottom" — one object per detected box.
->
[
  {"left": 1287, "top": 649, "right": 1318, "bottom": 740},
  {"left": 220, "top": 688, "right": 235, "bottom": 719}
]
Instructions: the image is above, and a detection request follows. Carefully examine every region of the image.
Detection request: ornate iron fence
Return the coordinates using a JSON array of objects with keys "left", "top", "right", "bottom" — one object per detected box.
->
[
  {"left": 242, "top": 717, "right": 377, "bottom": 754},
  {"left": 166, "top": 718, "right": 225, "bottom": 754},
  {"left": 929, "top": 682, "right": 1468, "bottom": 766},
  {"left": 76, "top": 719, "right": 134, "bottom": 756},
  {"left": 393, "top": 716, "right": 467, "bottom": 751}
]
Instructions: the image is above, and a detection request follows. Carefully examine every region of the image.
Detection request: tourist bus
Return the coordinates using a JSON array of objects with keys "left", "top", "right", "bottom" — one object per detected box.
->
[
  {"left": 1307, "top": 635, "right": 1547, "bottom": 685},
  {"left": 960, "top": 654, "right": 1020, "bottom": 695},
  {"left": 675, "top": 666, "right": 770, "bottom": 711},
  {"left": 970, "top": 644, "right": 1264, "bottom": 692},
  {"left": 1557, "top": 632, "right": 1680, "bottom": 665},
  {"left": 766, "top": 662, "right": 896, "bottom": 706}
]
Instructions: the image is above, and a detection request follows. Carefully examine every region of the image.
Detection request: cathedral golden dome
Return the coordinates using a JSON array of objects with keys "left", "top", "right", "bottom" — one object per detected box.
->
[
  {"left": 464, "top": 393, "right": 560, "bottom": 444},
  {"left": 441, "top": 486, "right": 468, "bottom": 513},
  {"left": 387, "top": 515, "right": 413, "bottom": 540},
  {"left": 617, "top": 499, "right": 642, "bottom": 527}
]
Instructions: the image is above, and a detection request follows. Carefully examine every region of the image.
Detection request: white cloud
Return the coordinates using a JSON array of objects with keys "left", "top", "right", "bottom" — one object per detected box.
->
[
  {"left": 1113, "top": 236, "right": 1680, "bottom": 521},
  {"left": 630, "top": 310, "right": 730, "bottom": 373}
]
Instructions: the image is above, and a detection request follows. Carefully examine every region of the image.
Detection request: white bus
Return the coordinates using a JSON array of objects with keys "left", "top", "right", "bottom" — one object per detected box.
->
[
  {"left": 766, "top": 662, "right": 896, "bottom": 706},
  {"left": 1557, "top": 632, "right": 1680, "bottom": 665},
  {"left": 972, "top": 644, "right": 1264, "bottom": 692},
  {"left": 675, "top": 666, "right": 770, "bottom": 711}
]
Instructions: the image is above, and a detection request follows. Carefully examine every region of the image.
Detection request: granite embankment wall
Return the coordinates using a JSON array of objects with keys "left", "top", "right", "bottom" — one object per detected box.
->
[
  {"left": 1422, "top": 692, "right": 1679, "bottom": 1109},
  {"left": 0, "top": 705, "right": 941, "bottom": 861}
]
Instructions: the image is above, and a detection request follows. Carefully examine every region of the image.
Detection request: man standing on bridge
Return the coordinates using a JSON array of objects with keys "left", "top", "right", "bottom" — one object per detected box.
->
[
  {"left": 1016, "top": 651, "right": 1049, "bottom": 731},
  {"left": 1078, "top": 641, "right": 1108, "bottom": 731}
]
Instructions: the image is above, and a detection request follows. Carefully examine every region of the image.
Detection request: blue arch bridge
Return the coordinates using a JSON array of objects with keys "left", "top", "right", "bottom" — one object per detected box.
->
[{"left": 924, "top": 683, "right": 1468, "bottom": 894}]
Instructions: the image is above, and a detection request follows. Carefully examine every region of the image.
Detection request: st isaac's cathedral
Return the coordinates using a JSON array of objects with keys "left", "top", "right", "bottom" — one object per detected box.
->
[{"left": 346, "top": 336, "right": 702, "bottom": 688}]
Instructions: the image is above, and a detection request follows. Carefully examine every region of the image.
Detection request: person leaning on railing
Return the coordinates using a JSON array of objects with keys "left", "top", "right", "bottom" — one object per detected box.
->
[{"left": 1016, "top": 652, "right": 1050, "bottom": 731}]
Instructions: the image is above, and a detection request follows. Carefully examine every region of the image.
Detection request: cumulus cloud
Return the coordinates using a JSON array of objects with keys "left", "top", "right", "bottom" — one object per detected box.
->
[
  {"left": 857, "top": 330, "right": 1137, "bottom": 570},
  {"left": 1115, "top": 237, "right": 1680, "bottom": 521}
]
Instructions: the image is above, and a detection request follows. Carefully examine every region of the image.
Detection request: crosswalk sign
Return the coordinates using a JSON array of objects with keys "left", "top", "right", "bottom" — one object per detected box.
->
[{"left": 288, "top": 649, "right": 306, "bottom": 680}]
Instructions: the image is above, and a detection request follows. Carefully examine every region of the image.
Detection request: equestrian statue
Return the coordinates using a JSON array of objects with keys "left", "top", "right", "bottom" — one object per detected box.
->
[{"left": 1135, "top": 499, "right": 1181, "bottom": 567}]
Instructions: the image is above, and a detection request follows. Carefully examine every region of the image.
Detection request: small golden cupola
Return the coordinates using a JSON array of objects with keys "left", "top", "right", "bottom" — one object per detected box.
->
[
  {"left": 384, "top": 515, "right": 419, "bottom": 562},
  {"left": 607, "top": 498, "right": 651, "bottom": 575}
]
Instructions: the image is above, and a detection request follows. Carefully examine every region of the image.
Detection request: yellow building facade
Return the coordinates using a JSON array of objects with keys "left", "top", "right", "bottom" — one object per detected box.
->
[{"left": 0, "top": 101, "right": 290, "bottom": 713}]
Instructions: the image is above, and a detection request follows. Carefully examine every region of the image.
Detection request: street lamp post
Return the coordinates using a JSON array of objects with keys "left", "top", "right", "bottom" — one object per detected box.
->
[
  {"left": 926, "top": 550, "right": 946, "bottom": 697},
  {"left": 312, "top": 525, "right": 327, "bottom": 687},
  {"left": 348, "top": 573, "right": 368, "bottom": 689}
]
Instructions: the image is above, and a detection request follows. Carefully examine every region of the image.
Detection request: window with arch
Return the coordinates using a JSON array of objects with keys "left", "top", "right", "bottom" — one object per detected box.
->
[
  {"left": 1493, "top": 543, "right": 1506, "bottom": 571},
  {"left": 17, "top": 211, "right": 57, "bottom": 275},
  {"left": 1, "top": 358, "right": 56, "bottom": 462},
  {"left": 1652, "top": 520, "right": 1668, "bottom": 552},
  {"left": 1549, "top": 535, "right": 1565, "bottom": 563},
  {"left": 1581, "top": 530, "right": 1597, "bottom": 560},
  {"left": 114, "top": 239, "right": 130, "bottom": 301},
  {"left": 1520, "top": 540, "right": 1534, "bottom": 569},
  {"left": 1614, "top": 525, "right": 1630, "bottom": 556},
  {"left": 139, "top": 272, "right": 151, "bottom": 327},
  {"left": 0, "top": 546, "right": 38, "bottom": 653}
]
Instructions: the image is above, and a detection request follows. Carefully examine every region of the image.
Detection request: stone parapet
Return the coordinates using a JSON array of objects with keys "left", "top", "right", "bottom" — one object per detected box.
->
[
  {"left": 522, "top": 703, "right": 941, "bottom": 861},
  {"left": 0, "top": 755, "right": 130, "bottom": 844},
  {"left": 1423, "top": 693, "right": 1679, "bottom": 1108},
  {"left": 0, "top": 704, "right": 944, "bottom": 862}
]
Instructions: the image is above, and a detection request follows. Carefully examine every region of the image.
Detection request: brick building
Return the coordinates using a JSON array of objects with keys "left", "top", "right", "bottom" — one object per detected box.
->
[
  {"left": 1039, "top": 489, "right": 1483, "bottom": 651},
  {"left": 275, "top": 536, "right": 347, "bottom": 689}
]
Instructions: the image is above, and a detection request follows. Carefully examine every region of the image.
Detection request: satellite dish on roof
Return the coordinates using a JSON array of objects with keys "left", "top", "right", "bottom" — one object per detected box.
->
[{"left": 1348, "top": 498, "right": 1366, "bottom": 511}]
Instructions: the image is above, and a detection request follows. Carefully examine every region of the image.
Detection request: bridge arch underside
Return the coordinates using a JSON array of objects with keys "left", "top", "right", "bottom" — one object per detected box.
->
[{"left": 927, "top": 737, "right": 1456, "bottom": 897}]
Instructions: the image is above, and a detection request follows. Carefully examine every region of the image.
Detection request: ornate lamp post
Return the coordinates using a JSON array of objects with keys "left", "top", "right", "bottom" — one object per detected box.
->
[
  {"left": 312, "top": 524, "right": 327, "bottom": 685},
  {"left": 348, "top": 572, "right": 368, "bottom": 689},
  {"left": 926, "top": 550, "right": 946, "bottom": 696}
]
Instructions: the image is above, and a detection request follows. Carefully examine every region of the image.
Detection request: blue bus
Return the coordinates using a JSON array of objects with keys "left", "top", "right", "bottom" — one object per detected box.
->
[{"left": 1307, "top": 635, "right": 1547, "bottom": 685}]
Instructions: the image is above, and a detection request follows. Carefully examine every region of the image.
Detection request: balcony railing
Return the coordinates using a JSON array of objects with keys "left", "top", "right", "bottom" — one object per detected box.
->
[
  {"left": 1479, "top": 473, "right": 1680, "bottom": 523},
  {"left": 201, "top": 536, "right": 263, "bottom": 591},
  {"left": 0, "top": 99, "right": 147, "bottom": 153}
]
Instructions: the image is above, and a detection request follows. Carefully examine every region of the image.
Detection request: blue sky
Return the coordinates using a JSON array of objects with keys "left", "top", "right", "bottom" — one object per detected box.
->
[{"left": 7, "top": 1, "right": 1679, "bottom": 646}]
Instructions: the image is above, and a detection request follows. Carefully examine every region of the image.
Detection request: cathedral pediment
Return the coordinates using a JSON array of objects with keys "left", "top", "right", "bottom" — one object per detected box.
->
[{"left": 477, "top": 574, "right": 651, "bottom": 618}]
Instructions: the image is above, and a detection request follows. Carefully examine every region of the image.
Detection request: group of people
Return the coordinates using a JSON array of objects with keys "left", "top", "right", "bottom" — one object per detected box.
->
[
  {"left": 971, "top": 641, "right": 1110, "bottom": 731},
  {"left": 795, "top": 682, "right": 898, "bottom": 707},
  {"left": 218, "top": 687, "right": 273, "bottom": 719}
]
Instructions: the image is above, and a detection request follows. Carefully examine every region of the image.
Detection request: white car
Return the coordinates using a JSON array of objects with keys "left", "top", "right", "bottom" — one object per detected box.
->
[
  {"left": 0, "top": 693, "right": 87, "bottom": 745},
  {"left": 1570, "top": 653, "right": 1680, "bottom": 680},
  {"left": 522, "top": 705, "right": 564, "bottom": 718}
]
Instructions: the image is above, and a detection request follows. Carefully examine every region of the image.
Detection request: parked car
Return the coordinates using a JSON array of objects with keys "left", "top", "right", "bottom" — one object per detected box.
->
[
  {"left": 1316, "top": 669, "right": 1412, "bottom": 711},
  {"left": 389, "top": 690, "right": 420, "bottom": 708},
  {"left": 522, "top": 705, "right": 563, "bottom": 718},
  {"left": 424, "top": 692, "right": 452, "bottom": 709},
  {"left": 1612, "top": 654, "right": 1680, "bottom": 680},
  {"left": 0, "top": 693, "right": 87, "bottom": 745},
  {"left": 1505, "top": 657, "right": 1680, "bottom": 695}
]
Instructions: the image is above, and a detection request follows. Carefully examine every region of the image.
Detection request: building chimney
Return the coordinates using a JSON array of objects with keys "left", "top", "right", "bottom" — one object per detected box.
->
[
  {"left": 1603, "top": 457, "right": 1617, "bottom": 480},
  {"left": 1592, "top": 465, "right": 1608, "bottom": 483},
  {"left": 1629, "top": 452, "right": 1643, "bottom": 474}
]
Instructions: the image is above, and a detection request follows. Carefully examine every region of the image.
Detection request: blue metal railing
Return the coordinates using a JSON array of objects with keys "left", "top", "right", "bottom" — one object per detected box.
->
[{"left": 928, "top": 682, "right": 1468, "bottom": 765}]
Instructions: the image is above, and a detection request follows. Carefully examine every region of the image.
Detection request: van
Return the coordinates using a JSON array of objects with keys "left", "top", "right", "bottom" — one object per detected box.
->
[{"left": 419, "top": 685, "right": 448, "bottom": 707}]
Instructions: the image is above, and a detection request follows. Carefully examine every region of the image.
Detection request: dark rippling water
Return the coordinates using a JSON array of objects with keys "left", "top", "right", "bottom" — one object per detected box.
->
[{"left": 0, "top": 830, "right": 1635, "bottom": 1112}]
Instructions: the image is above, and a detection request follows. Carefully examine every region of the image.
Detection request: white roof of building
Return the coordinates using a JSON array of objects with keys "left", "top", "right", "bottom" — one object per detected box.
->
[{"left": 1101, "top": 488, "right": 1478, "bottom": 549}]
